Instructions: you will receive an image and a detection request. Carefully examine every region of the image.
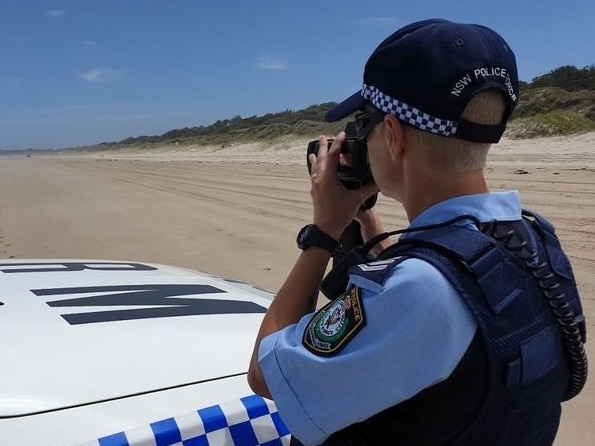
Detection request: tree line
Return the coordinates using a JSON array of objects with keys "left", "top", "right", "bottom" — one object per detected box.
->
[
  {"left": 105, "top": 65, "right": 594, "bottom": 147},
  {"left": 524, "top": 65, "right": 595, "bottom": 91}
]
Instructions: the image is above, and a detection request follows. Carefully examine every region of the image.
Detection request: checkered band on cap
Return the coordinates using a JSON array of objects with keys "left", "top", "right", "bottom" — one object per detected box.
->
[{"left": 362, "top": 84, "right": 458, "bottom": 137}]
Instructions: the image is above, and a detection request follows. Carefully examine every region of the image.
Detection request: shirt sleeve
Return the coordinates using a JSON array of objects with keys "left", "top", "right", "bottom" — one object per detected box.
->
[{"left": 258, "top": 258, "right": 478, "bottom": 445}]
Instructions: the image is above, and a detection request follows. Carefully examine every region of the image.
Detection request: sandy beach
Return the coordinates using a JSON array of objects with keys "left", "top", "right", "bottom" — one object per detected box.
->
[{"left": 1, "top": 132, "right": 593, "bottom": 444}]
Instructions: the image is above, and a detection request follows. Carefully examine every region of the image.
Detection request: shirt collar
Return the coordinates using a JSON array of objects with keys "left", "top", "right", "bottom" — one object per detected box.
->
[{"left": 402, "top": 191, "right": 522, "bottom": 239}]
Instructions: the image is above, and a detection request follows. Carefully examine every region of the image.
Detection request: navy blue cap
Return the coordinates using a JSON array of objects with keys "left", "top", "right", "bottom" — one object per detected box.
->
[{"left": 325, "top": 19, "right": 519, "bottom": 143}]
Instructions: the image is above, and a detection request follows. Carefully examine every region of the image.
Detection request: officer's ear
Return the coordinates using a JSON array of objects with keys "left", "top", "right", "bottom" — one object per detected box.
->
[{"left": 382, "top": 114, "right": 407, "bottom": 163}]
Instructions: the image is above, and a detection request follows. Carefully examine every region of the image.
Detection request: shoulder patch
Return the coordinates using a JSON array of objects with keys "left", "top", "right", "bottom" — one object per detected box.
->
[{"left": 302, "top": 287, "right": 366, "bottom": 356}]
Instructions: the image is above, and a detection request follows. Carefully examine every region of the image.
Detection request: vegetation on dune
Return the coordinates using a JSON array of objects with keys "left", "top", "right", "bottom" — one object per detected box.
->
[
  {"left": 507, "top": 83, "right": 595, "bottom": 138},
  {"left": 506, "top": 65, "right": 595, "bottom": 137},
  {"left": 91, "top": 65, "right": 595, "bottom": 150},
  {"left": 527, "top": 65, "right": 595, "bottom": 91}
]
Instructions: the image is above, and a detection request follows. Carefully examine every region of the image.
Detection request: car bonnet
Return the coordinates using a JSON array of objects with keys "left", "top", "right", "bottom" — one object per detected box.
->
[{"left": 0, "top": 259, "right": 272, "bottom": 417}]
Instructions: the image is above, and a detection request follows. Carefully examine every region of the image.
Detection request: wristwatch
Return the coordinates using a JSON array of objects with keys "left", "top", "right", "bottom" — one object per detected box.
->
[{"left": 296, "top": 224, "right": 340, "bottom": 254}]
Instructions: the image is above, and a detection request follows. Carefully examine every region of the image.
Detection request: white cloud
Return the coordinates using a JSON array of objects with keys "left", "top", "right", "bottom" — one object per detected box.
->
[
  {"left": 80, "top": 67, "right": 125, "bottom": 82},
  {"left": 0, "top": 76, "right": 23, "bottom": 85},
  {"left": 255, "top": 55, "right": 290, "bottom": 71},
  {"left": 45, "top": 9, "right": 66, "bottom": 18},
  {"left": 83, "top": 40, "right": 99, "bottom": 47}
]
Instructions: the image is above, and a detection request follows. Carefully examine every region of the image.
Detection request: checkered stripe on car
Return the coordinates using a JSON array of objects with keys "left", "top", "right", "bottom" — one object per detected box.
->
[{"left": 81, "top": 394, "right": 291, "bottom": 446}]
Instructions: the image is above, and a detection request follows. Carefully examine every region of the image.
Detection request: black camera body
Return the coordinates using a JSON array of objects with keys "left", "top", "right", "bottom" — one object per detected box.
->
[
  {"left": 306, "top": 122, "right": 377, "bottom": 209},
  {"left": 306, "top": 137, "right": 373, "bottom": 189}
]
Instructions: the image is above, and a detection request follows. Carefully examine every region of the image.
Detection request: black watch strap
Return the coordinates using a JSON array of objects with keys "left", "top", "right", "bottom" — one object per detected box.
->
[{"left": 296, "top": 224, "right": 340, "bottom": 254}]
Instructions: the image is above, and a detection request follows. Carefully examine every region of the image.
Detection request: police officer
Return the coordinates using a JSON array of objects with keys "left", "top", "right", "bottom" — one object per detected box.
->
[{"left": 248, "top": 19, "right": 586, "bottom": 445}]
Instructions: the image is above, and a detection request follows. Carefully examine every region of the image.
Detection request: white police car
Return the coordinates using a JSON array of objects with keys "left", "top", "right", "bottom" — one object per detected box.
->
[{"left": 0, "top": 260, "right": 290, "bottom": 446}]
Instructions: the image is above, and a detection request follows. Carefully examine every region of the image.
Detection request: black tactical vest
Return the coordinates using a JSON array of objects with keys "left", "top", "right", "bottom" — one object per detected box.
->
[{"left": 297, "top": 210, "right": 587, "bottom": 446}]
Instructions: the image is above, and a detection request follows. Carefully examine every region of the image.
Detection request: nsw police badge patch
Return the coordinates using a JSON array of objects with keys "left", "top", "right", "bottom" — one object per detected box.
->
[{"left": 302, "top": 287, "right": 366, "bottom": 356}]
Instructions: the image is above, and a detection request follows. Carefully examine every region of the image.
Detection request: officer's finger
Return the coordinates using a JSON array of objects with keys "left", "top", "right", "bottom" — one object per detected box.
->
[
  {"left": 328, "top": 132, "right": 345, "bottom": 156},
  {"left": 308, "top": 152, "right": 317, "bottom": 173},
  {"left": 316, "top": 134, "right": 330, "bottom": 156}
]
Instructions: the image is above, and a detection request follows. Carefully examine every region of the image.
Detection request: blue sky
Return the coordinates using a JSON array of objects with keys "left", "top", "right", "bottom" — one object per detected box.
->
[{"left": 1, "top": 0, "right": 593, "bottom": 150}]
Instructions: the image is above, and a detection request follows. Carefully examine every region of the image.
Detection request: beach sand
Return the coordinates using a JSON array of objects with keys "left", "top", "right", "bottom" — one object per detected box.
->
[{"left": 1, "top": 132, "right": 593, "bottom": 444}]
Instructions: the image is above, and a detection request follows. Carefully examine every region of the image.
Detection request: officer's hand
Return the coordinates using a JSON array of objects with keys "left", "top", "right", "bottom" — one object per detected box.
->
[{"left": 308, "top": 132, "right": 378, "bottom": 240}]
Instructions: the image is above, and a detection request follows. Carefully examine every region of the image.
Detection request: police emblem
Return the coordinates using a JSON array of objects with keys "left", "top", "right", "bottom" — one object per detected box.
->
[{"left": 302, "top": 287, "right": 366, "bottom": 356}]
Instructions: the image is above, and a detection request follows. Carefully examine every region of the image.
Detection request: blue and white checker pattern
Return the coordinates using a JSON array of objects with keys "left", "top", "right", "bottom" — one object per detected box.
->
[
  {"left": 79, "top": 395, "right": 291, "bottom": 446},
  {"left": 362, "top": 84, "right": 458, "bottom": 137}
]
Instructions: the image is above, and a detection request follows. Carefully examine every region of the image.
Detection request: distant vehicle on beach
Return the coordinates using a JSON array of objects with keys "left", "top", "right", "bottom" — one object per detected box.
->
[{"left": 0, "top": 260, "right": 290, "bottom": 445}]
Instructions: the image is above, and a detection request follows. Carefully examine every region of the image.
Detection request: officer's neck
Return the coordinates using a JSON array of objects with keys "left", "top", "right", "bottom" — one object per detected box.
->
[{"left": 401, "top": 169, "right": 489, "bottom": 223}]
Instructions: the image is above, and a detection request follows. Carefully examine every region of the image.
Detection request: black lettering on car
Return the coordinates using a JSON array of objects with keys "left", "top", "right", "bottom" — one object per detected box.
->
[{"left": 32, "top": 284, "right": 267, "bottom": 325}]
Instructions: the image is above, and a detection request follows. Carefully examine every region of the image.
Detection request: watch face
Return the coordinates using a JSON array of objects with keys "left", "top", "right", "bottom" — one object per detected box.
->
[
  {"left": 297, "top": 224, "right": 314, "bottom": 249},
  {"left": 297, "top": 224, "right": 338, "bottom": 253}
]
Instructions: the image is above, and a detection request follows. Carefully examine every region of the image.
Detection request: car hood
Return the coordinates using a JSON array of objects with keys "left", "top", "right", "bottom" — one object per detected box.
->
[{"left": 0, "top": 260, "right": 272, "bottom": 417}]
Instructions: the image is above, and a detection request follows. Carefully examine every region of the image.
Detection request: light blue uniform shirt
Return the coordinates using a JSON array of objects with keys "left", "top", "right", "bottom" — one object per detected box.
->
[{"left": 259, "top": 191, "right": 523, "bottom": 445}]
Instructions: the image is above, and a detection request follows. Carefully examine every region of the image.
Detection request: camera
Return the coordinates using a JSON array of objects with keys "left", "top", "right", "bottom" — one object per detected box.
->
[
  {"left": 306, "top": 121, "right": 377, "bottom": 209},
  {"left": 306, "top": 138, "right": 373, "bottom": 187}
]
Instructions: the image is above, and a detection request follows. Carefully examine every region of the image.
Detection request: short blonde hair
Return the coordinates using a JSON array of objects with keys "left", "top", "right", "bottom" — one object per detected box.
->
[{"left": 407, "top": 90, "right": 506, "bottom": 173}]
